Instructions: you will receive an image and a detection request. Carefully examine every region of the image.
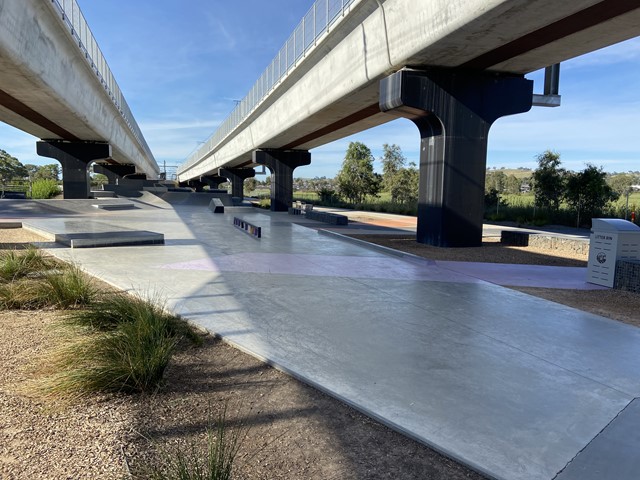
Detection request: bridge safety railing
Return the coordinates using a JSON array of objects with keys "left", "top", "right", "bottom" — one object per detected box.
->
[
  {"left": 49, "top": 0, "right": 155, "bottom": 163},
  {"left": 179, "top": 0, "right": 358, "bottom": 174}
]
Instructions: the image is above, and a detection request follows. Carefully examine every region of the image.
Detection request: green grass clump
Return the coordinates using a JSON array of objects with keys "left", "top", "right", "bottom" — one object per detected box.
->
[
  {"left": 0, "top": 279, "right": 44, "bottom": 310},
  {"left": 148, "top": 407, "right": 242, "bottom": 480},
  {"left": 43, "top": 313, "right": 178, "bottom": 397},
  {"left": 66, "top": 292, "right": 202, "bottom": 345},
  {"left": 0, "top": 247, "right": 53, "bottom": 281},
  {"left": 0, "top": 264, "right": 95, "bottom": 310},
  {"left": 40, "top": 293, "right": 201, "bottom": 398},
  {"left": 39, "top": 266, "right": 97, "bottom": 309}
]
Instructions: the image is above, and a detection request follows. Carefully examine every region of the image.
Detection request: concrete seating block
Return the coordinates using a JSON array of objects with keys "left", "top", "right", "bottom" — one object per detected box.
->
[
  {"left": 91, "top": 202, "right": 136, "bottom": 210},
  {"left": 501, "top": 230, "right": 530, "bottom": 246},
  {"left": 209, "top": 198, "right": 225, "bottom": 213},
  {"left": 305, "top": 210, "right": 348, "bottom": 225}
]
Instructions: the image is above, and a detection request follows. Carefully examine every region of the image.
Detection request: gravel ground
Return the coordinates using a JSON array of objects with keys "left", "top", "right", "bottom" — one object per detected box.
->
[{"left": 2, "top": 227, "right": 638, "bottom": 479}]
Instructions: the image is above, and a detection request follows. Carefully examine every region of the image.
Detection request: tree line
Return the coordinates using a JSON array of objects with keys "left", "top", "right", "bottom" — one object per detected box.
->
[{"left": 0, "top": 149, "right": 60, "bottom": 183}]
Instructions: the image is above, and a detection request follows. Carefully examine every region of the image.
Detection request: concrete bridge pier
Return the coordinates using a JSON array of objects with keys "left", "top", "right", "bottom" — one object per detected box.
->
[
  {"left": 92, "top": 163, "right": 136, "bottom": 185},
  {"left": 36, "top": 141, "right": 112, "bottom": 199},
  {"left": 187, "top": 179, "right": 206, "bottom": 192},
  {"left": 253, "top": 149, "right": 311, "bottom": 211},
  {"left": 219, "top": 167, "right": 255, "bottom": 200},
  {"left": 380, "top": 69, "right": 533, "bottom": 247},
  {"left": 201, "top": 175, "right": 227, "bottom": 190}
]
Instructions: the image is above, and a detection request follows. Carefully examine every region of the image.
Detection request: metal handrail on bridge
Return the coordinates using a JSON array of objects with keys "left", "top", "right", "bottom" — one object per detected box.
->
[
  {"left": 48, "top": 0, "right": 155, "bottom": 163},
  {"left": 179, "top": 0, "right": 358, "bottom": 175}
]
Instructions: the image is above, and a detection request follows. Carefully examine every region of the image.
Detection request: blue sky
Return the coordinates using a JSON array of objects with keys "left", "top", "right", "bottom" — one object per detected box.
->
[{"left": 1, "top": 0, "right": 639, "bottom": 178}]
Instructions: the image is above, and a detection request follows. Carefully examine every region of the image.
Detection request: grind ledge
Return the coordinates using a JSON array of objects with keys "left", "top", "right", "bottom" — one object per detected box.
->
[{"left": 22, "top": 219, "right": 164, "bottom": 248}]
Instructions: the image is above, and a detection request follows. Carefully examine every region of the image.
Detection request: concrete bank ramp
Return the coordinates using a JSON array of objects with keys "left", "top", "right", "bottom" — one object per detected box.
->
[{"left": 159, "top": 191, "right": 234, "bottom": 206}]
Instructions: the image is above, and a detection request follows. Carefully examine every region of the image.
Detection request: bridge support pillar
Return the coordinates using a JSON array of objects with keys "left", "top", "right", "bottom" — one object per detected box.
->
[
  {"left": 219, "top": 168, "right": 255, "bottom": 200},
  {"left": 187, "top": 179, "right": 206, "bottom": 192},
  {"left": 253, "top": 149, "right": 311, "bottom": 211},
  {"left": 201, "top": 175, "right": 227, "bottom": 190},
  {"left": 380, "top": 69, "right": 533, "bottom": 247},
  {"left": 37, "top": 141, "right": 112, "bottom": 199},
  {"left": 93, "top": 163, "right": 136, "bottom": 184}
]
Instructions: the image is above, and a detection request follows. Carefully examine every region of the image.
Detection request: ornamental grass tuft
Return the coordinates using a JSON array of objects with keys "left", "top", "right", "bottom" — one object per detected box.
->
[
  {"left": 147, "top": 406, "right": 243, "bottom": 480},
  {"left": 40, "top": 292, "right": 201, "bottom": 399}
]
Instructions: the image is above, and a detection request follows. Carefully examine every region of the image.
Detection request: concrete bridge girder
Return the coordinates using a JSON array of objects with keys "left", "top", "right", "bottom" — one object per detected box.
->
[
  {"left": 178, "top": 0, "right": 640, "bottom": 184},
  {"left": 0, "top": 0, "right": 159, "bottom": 178}
]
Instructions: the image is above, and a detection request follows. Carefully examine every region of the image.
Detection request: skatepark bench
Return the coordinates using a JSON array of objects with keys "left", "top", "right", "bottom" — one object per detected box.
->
[{"left": 305, "top": 210, "right": 348, "bottom": 225}]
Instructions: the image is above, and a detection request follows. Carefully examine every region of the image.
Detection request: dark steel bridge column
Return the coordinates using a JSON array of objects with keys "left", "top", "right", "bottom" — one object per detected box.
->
[
  {"left": 201, "top": 175, "right": 226, "bottom": 190},
  {"left": 36, "top": 141, "right": 112, "bottom": 199},
  {"left": 219, "top": 167, "right": 255, "bottom": 200},
  {"left": 253, "top": 149, "right": 311, "bottom": 212},
  {"left": 93, "top": 163, "right": 136, "bottom": 184},
  {"left": 380, "top": 69, "right": 533, "bottom": 247}
]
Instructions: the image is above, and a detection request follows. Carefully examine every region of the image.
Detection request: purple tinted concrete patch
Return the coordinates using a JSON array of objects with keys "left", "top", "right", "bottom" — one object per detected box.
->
[
  {"left": 436, "top": 261, "right": 607, "bottom": 290},
  {"left": 159, "top": 253, "right": 604, "bottom": 289},
  {"left": 159, "top": 253, "right": 482, "bottom": 283},
  {"left": 160, "top": 258, "right": 221, "bottom": 273}
]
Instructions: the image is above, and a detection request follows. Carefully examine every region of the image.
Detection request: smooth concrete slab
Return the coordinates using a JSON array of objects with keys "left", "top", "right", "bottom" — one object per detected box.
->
[
  {"left": 56, "top": 230, "right": 163, "bottom": 248},
  {"left": 555, "top": 398, "right": 640, "bottom": 479},
  {"left": 9, "top": 201, "right": 640, "bottom": 480},
  {"left": 22, "top": 218, "right": 163, "bottom": 248},
  {"left": 92, "top": 202, "right": 136, "bottom": 210}
]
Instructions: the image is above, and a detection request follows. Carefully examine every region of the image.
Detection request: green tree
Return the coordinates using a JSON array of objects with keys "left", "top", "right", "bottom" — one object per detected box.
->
[
  {"left": 390, "top": 166, "right": 419, "bottom": 205},
  {"left": 532, "top": 150, "right": 565, "bottom": 211},
  {"left": 90, "top": 173, "right": 109, "bottom": 187},
  {"left": 244, "top": 177, "right": 258, "bottom": 194},
  {"left": 607, "top": 173, "right": 635, "bottom": 197},
  {"left": 0, "top": 149, "right": 28, "bottom": 185},
  {"left": 24, "top": 164, "right": 39, "bottom": 181},
  {"left": 504, "top": 174, "right": 522, "bottom": 195},
  {"left": 337, "top": 142, "right": 381, "bottom": 204},
  {"left": 485, "top": 170, "right": 507, "bottom": 194},
  {"left": 33, "top": 164, "right": 60, "bottom": 181},
  {"left": 380, "top": 143, "right": 406, "bottom": 194},
  {"left": 565, "top": 165, "right": 619, "bottom": 227}
]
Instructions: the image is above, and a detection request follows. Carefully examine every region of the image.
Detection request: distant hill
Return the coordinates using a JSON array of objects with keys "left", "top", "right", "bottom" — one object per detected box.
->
[{"left": 486, "top": 168, "right": 533, "bottom": 179}]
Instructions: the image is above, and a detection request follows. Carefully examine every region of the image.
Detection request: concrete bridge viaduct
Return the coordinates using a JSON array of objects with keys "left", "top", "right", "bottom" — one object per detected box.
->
[
  {"left": 0, "top": 0, "right": 160, "bottom": 198},
  {"left": 177, "top": 0, "right": 640, "bottom": 247}
]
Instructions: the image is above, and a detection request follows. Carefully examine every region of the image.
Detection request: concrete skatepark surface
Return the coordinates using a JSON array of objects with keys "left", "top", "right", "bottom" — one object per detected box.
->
[{"left": 1, "top": 196, "right": 639, "bottom": 480}]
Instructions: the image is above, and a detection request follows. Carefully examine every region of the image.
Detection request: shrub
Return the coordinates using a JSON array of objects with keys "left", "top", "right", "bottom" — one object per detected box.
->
[{"left": 30, "top": 179, "right": 60, "bottom": 199}]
